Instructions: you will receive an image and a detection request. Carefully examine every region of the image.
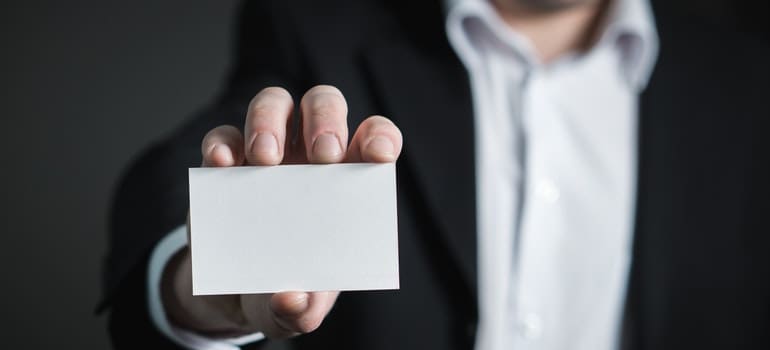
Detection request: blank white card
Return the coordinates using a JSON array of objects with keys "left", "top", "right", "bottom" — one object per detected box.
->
[{"left": 189, "top": 163, "right": 399, "bottom": 295}]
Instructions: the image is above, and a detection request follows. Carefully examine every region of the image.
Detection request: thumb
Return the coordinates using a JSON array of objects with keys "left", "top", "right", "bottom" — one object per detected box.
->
[{"left": 240, "top": 291, "right": 339, "bottom": 338}]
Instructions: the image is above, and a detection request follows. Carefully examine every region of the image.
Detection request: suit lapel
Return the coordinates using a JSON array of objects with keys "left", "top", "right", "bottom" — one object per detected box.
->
[
  {"left": 362, "top": 35, "right": 478, "bottom": 300},
  {"left": 628, "top": 9, "right": 738, "bottom": 346}
]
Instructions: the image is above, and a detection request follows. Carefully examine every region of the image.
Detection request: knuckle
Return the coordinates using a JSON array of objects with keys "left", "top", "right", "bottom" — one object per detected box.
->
[
  {"left": 365, "top": 115, "right": 392, "bottom": 124},
  {"left": 308, "top": 95, "right": 346, "bottom": 119},
  {"left": 249, "top": 101, "right": 283, "bottom": 119},
  {"left": 365, "top": 116, "right": 399, "bottom": 135},
  {"left": 202, "top": 125, "right": 233, "bottom": 147},
  {"left": 249, "top": 88, "right": 292, "bottom": 117},
  {"left": 306, "top": 84, "right": 343, "bottom": 97},
  {"left": 367, "top": 123, "right": 394, "bottom": 136},
  {"left": 202, "top": 129, "right": 219, "bottom": 146},
  {"left": 303, "top": 86, "right": 347, "bottom": 120},
  {"left": 258, "top": 86, "right": 292, "bottom": 100}
]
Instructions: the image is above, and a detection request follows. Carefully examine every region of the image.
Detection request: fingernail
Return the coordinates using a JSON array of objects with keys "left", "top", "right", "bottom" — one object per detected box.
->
[
  {"left": 312, "top": 133, "right": 342, "bottom": 160},
  {"left": 211, "top": 144, "right": 234, "bottom": 165},
  {"left": 252, "top": 132, "right": 278, "bottom": 157},
  {"left": 291, "top": 293, "right": 309, "bottom": 312},
  {"left": 365, "top": 136, "right": 394, "bottom": 158}
]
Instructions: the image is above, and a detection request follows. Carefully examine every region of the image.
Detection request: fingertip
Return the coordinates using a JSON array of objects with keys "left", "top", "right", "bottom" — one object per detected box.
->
[
  {"left": 201, "top": 125, "right": 245, "bottom": 167},
  {"left": 270, "top": 292, "right": 309, "bottom": 317},
  {"left": 248, "top": 132, "right": 282, "bottom": 165},
  {"left": 310, "top": 133, "right": 345, "bottom": 163},
  {"left": 208, "top": 143, "right": 235, "bottom": 166},
  {"left": 362, "top": 136, "right": 397, "bottom": 162}
]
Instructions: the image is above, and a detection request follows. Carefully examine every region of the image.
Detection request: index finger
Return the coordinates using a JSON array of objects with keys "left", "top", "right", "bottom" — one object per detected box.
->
[{"left": 244, "top": 87, "right": 294, "bottom": 165}]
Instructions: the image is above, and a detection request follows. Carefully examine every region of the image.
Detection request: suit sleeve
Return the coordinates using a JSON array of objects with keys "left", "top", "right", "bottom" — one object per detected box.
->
[{"left": 100, "top": 1, "right": 309, "bottom": 348}]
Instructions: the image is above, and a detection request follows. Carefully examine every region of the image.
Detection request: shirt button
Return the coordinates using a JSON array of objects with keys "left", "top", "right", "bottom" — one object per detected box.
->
[
  {"left": 517, "top": 313, "right": 543, "bottom": 339},
  {"left": 536, "top": 179, "right": 560, "bottom": 202}
]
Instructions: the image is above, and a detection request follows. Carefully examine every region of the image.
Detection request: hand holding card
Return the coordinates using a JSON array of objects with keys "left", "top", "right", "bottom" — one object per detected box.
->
[{"left": 161, "top": 85, "right": 403, "bottom": 339}]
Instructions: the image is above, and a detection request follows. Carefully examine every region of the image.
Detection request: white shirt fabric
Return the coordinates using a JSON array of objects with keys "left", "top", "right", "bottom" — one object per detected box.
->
[
  {"left": 446, "top": 0, "right": 657, "bottom": 349},
  {"left": 145, "top": 1, "right": 658, "bottom": 349}
]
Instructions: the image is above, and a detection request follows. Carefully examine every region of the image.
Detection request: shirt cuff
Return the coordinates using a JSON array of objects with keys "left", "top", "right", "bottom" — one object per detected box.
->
[{"left": 147, "top": 225, "right": 265, "bottom": 350}]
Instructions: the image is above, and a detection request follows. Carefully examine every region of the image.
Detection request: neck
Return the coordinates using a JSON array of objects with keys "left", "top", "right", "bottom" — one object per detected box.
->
[{"left": 492, "top": 0, "right": 611, "bottom": 63}]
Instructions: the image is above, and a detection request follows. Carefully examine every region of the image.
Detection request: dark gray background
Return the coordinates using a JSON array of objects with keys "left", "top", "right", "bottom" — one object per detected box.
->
[
  {"left": 0, "top": 0, "right": 766, "bottom": 349},
  {"left": 1, "top": 0, "right": 238, "bottom": 348}
]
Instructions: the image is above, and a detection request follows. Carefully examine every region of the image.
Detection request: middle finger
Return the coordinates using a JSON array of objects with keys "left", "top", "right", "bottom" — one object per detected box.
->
[{"left": 300, "top": 85, "right": 349, "bottom": 163}]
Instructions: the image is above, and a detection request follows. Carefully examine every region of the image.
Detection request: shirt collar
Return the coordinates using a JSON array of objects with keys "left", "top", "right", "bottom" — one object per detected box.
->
[
  {"left": 445, "top": 0, "right": 659, "bottom": 91},
  {"left": 601, "top": 0, "right": 659, "bottom": 89}
]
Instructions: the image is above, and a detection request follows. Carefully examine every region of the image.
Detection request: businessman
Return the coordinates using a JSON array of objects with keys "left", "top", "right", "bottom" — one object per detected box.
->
[{"left": 102, "top": 0, "right": 770, "bottom": 349}]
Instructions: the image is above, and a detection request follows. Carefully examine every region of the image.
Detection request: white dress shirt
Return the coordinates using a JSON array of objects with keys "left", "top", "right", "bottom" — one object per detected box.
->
[
  {"left": 146, "top": 1, "right": 658, "bottom": 349},
  {"left": 446, "top": 0, "right": 657, "bottom": 349}
]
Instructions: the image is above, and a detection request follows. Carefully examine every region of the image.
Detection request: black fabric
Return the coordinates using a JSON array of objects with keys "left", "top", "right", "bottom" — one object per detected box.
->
[{"left": 102, "top": 0, "right": 770, "bottom": 349}]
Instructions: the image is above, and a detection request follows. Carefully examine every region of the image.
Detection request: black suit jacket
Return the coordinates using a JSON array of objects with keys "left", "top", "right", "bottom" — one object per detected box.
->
[{"left": 102, "top": 0, "right": 770, "bottom": 349}]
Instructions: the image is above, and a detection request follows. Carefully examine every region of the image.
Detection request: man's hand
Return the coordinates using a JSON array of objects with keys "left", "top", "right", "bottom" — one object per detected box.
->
[{"left": 161, "top": 85, "right": 403, "bottom": 339}]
